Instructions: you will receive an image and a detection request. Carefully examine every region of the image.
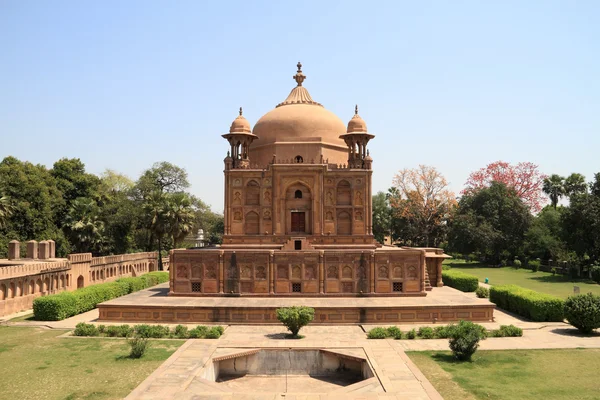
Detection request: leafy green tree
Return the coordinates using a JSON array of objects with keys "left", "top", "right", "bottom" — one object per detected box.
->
[
  {"left": 276, "top": 306, "right": 315, "bottom": 337},
  {"left": 564, "top": 173, "right": 587, "bottom": 198},
  {"left": 142, "top": 191, "right": 170, "bottom": 269},
  {"left": 64, "top": 197, "right": 106, "bottom": 254},
  {"left": 166, "top": 192, "right": 195, "bottom": 248},
  {"left": 0, "top": 193, "right": 13, "bottom": 229},
  {"left": 448, "top": 182, "right": 532, "bottom": 263},
  {"left": 372, "top": 191, "right": 391, "bottom": 243},
  {"left": 524, "top": 206, "right": 566, "bottom": 260},
  {"left": 543, "top": 174, "right": 565, "bottom": 208},
  {"left": 98, "top": 170, "right": 137, "bottom": 254},
  {"left": 135, "top": 161, "right": 189, "bottom": 197}
]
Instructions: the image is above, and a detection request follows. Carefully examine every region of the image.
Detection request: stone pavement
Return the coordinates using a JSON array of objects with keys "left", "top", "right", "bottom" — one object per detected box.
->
[{"left": 126, "top": 325, "right": 443, "bottom": 400}]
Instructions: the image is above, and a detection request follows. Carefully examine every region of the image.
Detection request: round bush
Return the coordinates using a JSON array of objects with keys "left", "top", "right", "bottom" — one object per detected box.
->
[
  {"left": 367, "top": 327, "right": 387, "bottom": 339},
  {"left": 386, "top": 326, "right": 403, "bottom": 339},
  {"left": 418, "top": 327, "right": 434, "bottom": 339},
  {"left": 564, "top": 293, "right": 600, "bottom": 334},
  {"left": 406, "top": 328, "right": 417, "bottom": 339},
  {"left": 475, "top": 286, "right": 489, "bottom": 298},
  {"left": 276, "top": 306, "right": 315, "bottom": 337},
  {"left": 448, "top": 320, "right": 487, "bottom": 361}
]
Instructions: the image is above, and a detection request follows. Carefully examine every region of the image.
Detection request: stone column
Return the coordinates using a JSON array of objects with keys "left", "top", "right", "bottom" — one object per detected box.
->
[
  {"left": 370, "top": 251, "right": 376, "bottom": 293},
  {"left": 26, "top": 240, "right": 38, "bottom": 259},
  {"left": 437, "top": 259, "right": 444, "bottom": 287},
  {"left": 318, "top": 250, "right": 324, "bottom": 294},
  {"left": 38, "top": 241, "right": 50, "bottom": 260},
  {"left": 269, "top": 250, "right": 275, "bottom": 294},
  {"left": 8, "top": 240, "right": 20, "bottom": 260}
]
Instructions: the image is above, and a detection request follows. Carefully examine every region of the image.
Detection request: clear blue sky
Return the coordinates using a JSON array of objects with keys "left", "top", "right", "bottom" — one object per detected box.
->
[{"left": 1, "top": 1, "right": 598, "bottom": 212}]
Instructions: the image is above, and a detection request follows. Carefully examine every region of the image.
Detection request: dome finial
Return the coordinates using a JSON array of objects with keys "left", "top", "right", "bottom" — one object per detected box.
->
[
  {"left": 239, "top": 107, "right": 243, "bottom": 116},
  {"left": 293, "top": 61, "right": 306, "bottom": 87},
  {"left": 355, "top": 104, "right": 358, "bottom": 115}
]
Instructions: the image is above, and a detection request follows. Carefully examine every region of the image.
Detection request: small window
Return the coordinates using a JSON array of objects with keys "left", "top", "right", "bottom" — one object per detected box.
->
[
  {"left": 295, "top": 155, "right": 303, "bottom": 163},
  {"left": 393, "top": 282, "right": 402, "bottom": 292},
  {"left": 294, "top": 189, "right": 302, "bottom": 199},
  {"left": 292, "top": 282, "right": 302, "bottom": 293},
  {"left": 191, "top": 282, "right": 202, "bottom": 292},
  {"left": 294, "top": 240, "right": 302, "bottom": 250}
]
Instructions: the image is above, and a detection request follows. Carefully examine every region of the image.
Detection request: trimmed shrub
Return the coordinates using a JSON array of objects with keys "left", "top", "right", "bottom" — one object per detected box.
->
[
  {"left": 276, "top": 306, "right": 315, "bottom": 337},
  {"left": 406, "top": 328, "right": 417, "bottom": 339},
  {"left": 32, "top": 272, "right": 169, "bottom": 321},
  {"left": 490, "top": 324, "right": 523, "bottom": 337},
  {"left": 128, "top": 336, "right": 149, "bottom": 358},
  {"left": 205, "top": 327, "right": 222, "bottom": 339},
  {"left": 442, "top": 270, "right": 479, "bottom": 292},
  {"left": 590, "top": 265, "right": 600, "bottom": 284},
  {"left": 367, "top": 327, "right": 388, "bottom": 339},
  {"left": 434, "top": 325, "right": 455, "bottom": 339},
  {"left": 529, "top": 260, "right": 541, "bottom": 272},
  {"left": 564, "top": 293, "right": 600, "bottom": 334},
  {"left": 489, "top": 285, "right": 564, "bottom": 322},
  {"left": 73, "top": 322, "right": 99, "bottom": 336},
  {"left": 513, "top": 259, "right": 522, "bottom": 269},
  {"left": 134, "top": 324, "right": 170, "bottom": 338},
  {"left": 475, "top": 286, "right": 489, "bottom": 298},
  {"left": 386, "top": 326, "right": 403, "bottom": 339},
  {"left": 173, "top": 325, "right": 188, "bottom": 339},
  {"left": 448, "top": 320, "right": 486, "bottom": 361},
  {"left": 442, "top": 264, "right": 451, "bottom": 271},
  {"left": 418, "top": 327, "right": 434, "bottom": 339},
  {"left": 97, "top": 324, "right": 106, "bottom": 334}
]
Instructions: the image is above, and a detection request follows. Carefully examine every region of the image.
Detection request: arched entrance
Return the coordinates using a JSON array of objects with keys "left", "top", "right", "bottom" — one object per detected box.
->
[
  {"left": 285, "top": 182, "right": 312, "bottom": 235},
  {"left": 77, "top": 275, "right": 84, "bottom": 289}
]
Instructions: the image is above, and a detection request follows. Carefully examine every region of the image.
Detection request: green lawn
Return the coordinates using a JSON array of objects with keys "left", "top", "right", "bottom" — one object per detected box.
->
[
  {"left": 409, "top": 349, "right": 600, "bottom": 400},
  {"left": 445, "top": 260, "right": 600, "bottom": 299},
  {"left": 0, "top": 326, "right": 184, "bottom": 400}
]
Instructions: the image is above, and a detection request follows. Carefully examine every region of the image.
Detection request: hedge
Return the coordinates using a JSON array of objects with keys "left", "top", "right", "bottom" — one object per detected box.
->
[
  {"left": 489, "top": 284, "right": 564, "bottom": 322},
  {"left": 33, "top": 272, "right": 169, "bottom": 321},
  {"left": 442, "top": 270, "right": 479, "bottom": 292}
]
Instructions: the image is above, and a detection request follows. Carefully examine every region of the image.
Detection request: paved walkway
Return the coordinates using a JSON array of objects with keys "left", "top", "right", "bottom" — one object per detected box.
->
[{"left": 126, "top": 325, "right": 442, "bottom": 400}]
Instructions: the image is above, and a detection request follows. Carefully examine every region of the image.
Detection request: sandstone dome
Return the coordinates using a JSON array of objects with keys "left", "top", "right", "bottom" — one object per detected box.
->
[{"left": 251, "top": 63, "right": 346, "bottom": 148}]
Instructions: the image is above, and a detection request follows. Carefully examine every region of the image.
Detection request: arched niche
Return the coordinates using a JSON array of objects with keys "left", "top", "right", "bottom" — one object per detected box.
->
[
  {"left": 285, "top": 182, "right": 312, "bottom": 234},
  {"left": 245, "top": 180, "right": 260, "bottom": 205},
  {"left": 337, "top": 210, "right": 352, "bottom": 235},
  {"left": 245, "top": 211, "right": 260, "bottom": 235},
  {"left": 336, "top": 180, "right": 351, "bottom": 205}
]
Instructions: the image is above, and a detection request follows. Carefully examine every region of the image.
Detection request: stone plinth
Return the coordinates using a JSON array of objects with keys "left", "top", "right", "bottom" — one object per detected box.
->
[
  {"left": 26, "top": 240, "right": 38, "bottom": 259},
  {"left": 8, "top": 240, "right": 20, "bottom": 260},
  {"left": 47, "top": 240, "right": 55, "bottom": 258},
  {"left": 38, "top": 241, "right": 50, "bottom": 260}
]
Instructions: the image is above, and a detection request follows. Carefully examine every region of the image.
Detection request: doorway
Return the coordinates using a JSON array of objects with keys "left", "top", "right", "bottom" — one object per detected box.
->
[{"left": 291, "top": 212, "right": 306, "bottom": 233}]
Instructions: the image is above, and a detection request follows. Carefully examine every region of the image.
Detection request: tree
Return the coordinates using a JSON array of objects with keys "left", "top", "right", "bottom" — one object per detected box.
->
[
  {"left": 166, "top": 192, "right": 195, "bottom": 248},
  {"left": 64, "top": 197, "right": 106, "bottom": 254},
  {"left": 136, "top": 161, "right": 189, "bottom": 197},
  {"left": 448, "top": 182, "right": 532, "bottom": 263},
  {"left": 100, "top": 169, "right": 134, "bottom": 193},
  {"left": 372, "top": 191, "right": 391, "bottom": 243},
  {"left": 276, "top": 306, "right": 315, "bottom": 337},
  {"left": 564, "top": 173, "right": 587, "bottom": 198},
  {"left": 142, "top": 191, "right": 170, "bottom": 269},
  {"left": 524, "top": 206, "right": 566, "bottom": 261},
  {"left": 0, "top": 193, "right": 13, "bottom": 229},
  {"left": 463, "top": 161, "right": 546, "bottom": 212},
  {"left": 390, "top": 165, "right": 456, "bottom": 247},
  {"left": 542, "top": 174, "right": 566, "bottom": 208}
]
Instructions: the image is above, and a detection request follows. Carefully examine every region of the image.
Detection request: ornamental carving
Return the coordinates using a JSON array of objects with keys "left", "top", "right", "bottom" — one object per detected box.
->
[
  {"left": 355, "top": 191, "right": 363, "bottom": 205},
  {"left": 255, "top": 266, "right": 266, "bottom": 279},
  {"left": 326, "top": 190, "right": 334, "bottom": 205},
  {"left": 233, "top": 191, "right": 242, "bottom": 205},
  {"left": 241, "top": 265, "right": 252, "bottom": 279},
  {"left": 407, "top": 265, "right": 418, "bottom": 279},
  {"left": 233, "top": 210, "right": 242, "bottom": 221},
  {"left": 304, "top": 265, "right": 315, "bottom": 280},
  {"left": 277, "top": 265, "right": 288, "bottom": 279},
  {"left": 355, "top": 211, "right": 363, "bottom": 221},
  {"left": 191, "top": 263, "right": 202, "bottom": 279},
  {"left": 325, "top": 211, "right": 333, "bottom": 221},
  {"left": 263, "top": 190, "right": 271, "bottom": 204},
  {"left": 263, "top": 209, "right": 272, "bottom": 220},
  {"left": 378, "top": 265, "right": 388, "bottom": 279},
  {"left": 176, "top": 265, "right": 188, "bottom": 279},
  {"left": 327, "top": 265, "right": 338, "bottom": 279},
  {"left": 393, "top": 265, "right": 403, "bottom": 278},
  {"left": 205, "top": 265, "right": 216, "bottom": 279}
]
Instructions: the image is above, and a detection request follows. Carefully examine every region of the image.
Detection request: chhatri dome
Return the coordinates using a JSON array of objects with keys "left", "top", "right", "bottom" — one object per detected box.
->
[
  {"left": 229, "top": 107, "right": 252, "bottom": 134},
  {"left": 250, "top": 62, "right": 349, "bottom": 165}
]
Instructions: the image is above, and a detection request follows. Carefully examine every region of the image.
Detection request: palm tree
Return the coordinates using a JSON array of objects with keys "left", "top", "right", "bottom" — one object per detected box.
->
[
  {"left": 165, "top": 193, "right": 195, "bottom": 248},
  {"left": 65, "top": 197, "right": 105, "bottom": 253},
  {"left": 542, "top": 174, "right": 565, "bottom": 208},
  {"left": 564, "top": 173, "right": 587, "bottom": 197},
  {"left": 142, "top": 191, "right": 170, "bottom": 270},
  {"left": 0, "top": 194, "right": 13, "bottom": 229}
]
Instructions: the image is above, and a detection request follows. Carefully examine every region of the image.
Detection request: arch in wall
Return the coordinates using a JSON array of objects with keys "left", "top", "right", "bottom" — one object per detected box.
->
[
  {"left": 0, "top": 284, "right": 5, "bottom": 300},
  {"left": 285, "top": 182, "right": 312, "bottom": 235},
  {"left": 336, "top": 180, "right": 352, "bottom": 206},
  {"left": 245, "top": 180, "right": 260, "bottom": 205},
  {"left": 60, "top": 275, "right": 65, "bottom": 288},
  {"left": 43, "top": 278, "right": 50, "bottom": 292},
  {"left": 77, "top": 275, "right": 84, "bottom": 289},
  {"left": 29, "top": 280, "right": 34, "bottom": 295},
  {"left": 337, "top": 211, "right": 352, "bottom": 235},
  {"left": 101, "top": 270, "right": 105, "bottom": 280},
  {"left": 67, "top": 275, "right": 71, "bottom": 287},
  {"left": 36, "top": 279, "right": 42, "bottom": 293},
  {"left": 244, "top": 211, "right": 260, "bottom": 235},
  {"left": 16, "top": 281, "right": 22, "bottom": 297},
  {"left": 9, "top": 282, "right": 15, "bottom": 298}
]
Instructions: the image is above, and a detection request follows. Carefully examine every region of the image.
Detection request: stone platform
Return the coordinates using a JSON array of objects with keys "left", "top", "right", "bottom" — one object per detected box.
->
[{"left": 98, "top": 284, "right": 494, "bottom": 324}]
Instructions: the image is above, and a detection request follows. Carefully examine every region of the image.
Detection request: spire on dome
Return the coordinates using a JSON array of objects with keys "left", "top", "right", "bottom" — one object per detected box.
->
[
  {"left": 277, "top": 62, "right": 322, "bottom": 107},
  {"left": 355, "top": 104, "right": 358, "bottom": 115},
  {"left": 239, "top": 107, "right": 243, "bottom": 116}
]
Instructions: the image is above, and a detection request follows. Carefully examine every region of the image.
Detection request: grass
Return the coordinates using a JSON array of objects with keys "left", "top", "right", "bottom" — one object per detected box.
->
[
  {"left": 445, "top": 259, "right": 600, "bottom": 299},
  {"left": 9, "top": 312, "right": 35, "bottom": 322},
  {"left": 409, "top": 349, "right": 600, "bottom": 400},
  {"left": 0, "top": 326, "right": 184, "bottom": 400}
]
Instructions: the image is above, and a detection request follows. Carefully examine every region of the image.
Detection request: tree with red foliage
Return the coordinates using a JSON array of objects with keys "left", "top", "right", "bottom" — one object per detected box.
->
[{"left": 462, "top": 161, "right": 547, "bottom": 213}]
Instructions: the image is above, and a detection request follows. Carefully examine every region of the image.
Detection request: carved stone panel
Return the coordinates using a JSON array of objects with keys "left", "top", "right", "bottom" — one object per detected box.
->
[
  {"left": 304, "top": 265, "right": 316, "bottom": 280},
  {"left": 327, "top": 265, "right": 338, "bottom": 279},
  {"left": 205, "top": 265, "right": 217, "bottom": 279},
  {"left": 292, "top": 265, "right": 302, "bottom": 280},
  {"left": 176, "top": 265, "right": 189, "bottom": 280},
  {"left": 342, "top": 266, "right": 353, "bottom": 279},
  {"left": 378, "top": 265, "right": 389, "bottom": 279},
  {"left": 255, "top": 266, "right": 266, "bottom": 280},
  {"left": 277, "top": 265, "right": 288, "bottom": 279}
]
